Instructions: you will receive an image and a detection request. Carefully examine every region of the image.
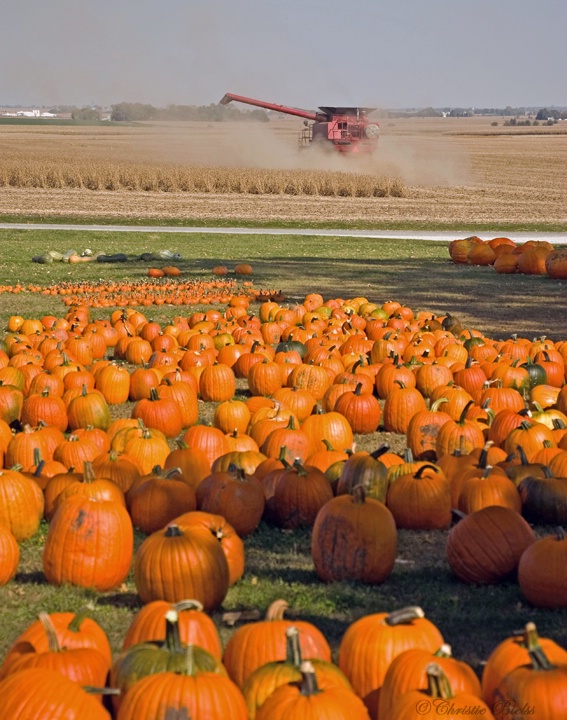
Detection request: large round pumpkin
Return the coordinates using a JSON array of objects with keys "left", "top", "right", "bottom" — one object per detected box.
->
[
  {"left": 43, "top": 495, "right": 134, "bottom": 591},
  {"left": 446, "top": 505, "right": 535, "bottom": 585},
  {"left": 311, "top": 487, "right": 397, "bottom": 584},
  {"left": 134, "top": 523, "right": 229, "bottom": 612},
  {"left": 338, "top": 606, "right": 444, "bottom": 715},
  {"left": 115, "top": 667, "right": 247, "bottom": 720}
]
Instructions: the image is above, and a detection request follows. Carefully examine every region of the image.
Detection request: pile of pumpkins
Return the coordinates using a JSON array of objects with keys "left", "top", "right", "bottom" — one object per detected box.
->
[
  {"left": 0, "top": 601, "right": 565, "bottom": 718},
  {"left": 0, "top": 293, "right": 566, "bottom": 716},
  {"left": 0, "top": 297, "right": 566, "bottom": 598},
  {"left": 449, "top": 236, "right": 567, "bottom": 277}
]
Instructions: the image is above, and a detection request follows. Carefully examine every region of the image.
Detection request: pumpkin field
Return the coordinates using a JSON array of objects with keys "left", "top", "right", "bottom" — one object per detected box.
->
[{"left": 0, "top": 116, "right": 565, "bottom": 718}]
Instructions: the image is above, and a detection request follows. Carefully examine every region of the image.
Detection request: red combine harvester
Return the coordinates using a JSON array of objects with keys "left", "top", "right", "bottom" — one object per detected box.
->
[{"left": 219, "top": 92, "right": 380, "bottom": 154}]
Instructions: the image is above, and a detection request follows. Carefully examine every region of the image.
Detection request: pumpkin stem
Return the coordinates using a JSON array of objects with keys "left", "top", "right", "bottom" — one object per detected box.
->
[
  {"left": 32, "top": 447, "right": 42, "bottom": 467},
  {"left": 173, "top": 599, "right": 204, "bottom": 613},
  {"left": 285, "top": 626, "right": 303, "bottom": 667},
  {"left": 82, "top": 687, "right": 121, "bottom": 697},
  {"left": 458, "top": 400, "right": 475, "bottom": 425},
  {"left": 451, "top": 508, "right": 467, "bottom": 523},
  {"left": 184, "top": 643, "right": 196, "bottom": 677},
  {"left": 164, "top": 466, "right": 183, "bottom": 480},
  {"left": 165, "top": 524, "right": 184, "bottom": 538},
  {"left": 292, "top": 458, "right": 308, "bottom": 476},
  {"left": 299, "top": 661, "right": 321, "bottom": 696},
  {"left": 39, "top": 612, "right": 62, "bottom": 653},
  {"left": 516, "top": 445, "right": 530, "bottom": 465},
  {"left": 523, "top": 622, "right": 558, "bottom": 671},
  {"left": 478, "top": 441, "right": 493, "bottom": 468},
  {"left": 370, "top": 443, "right": 390, "bottom": 460},
  {"left": 385, "top": 606, "right": 425, "bottom": 626},
  {"left": 414, "top": 464, "right": 440, "bottom": 479},
  {"left": 67, "top": 610, "right": 90, "bottom": 633},
  {"left": 82, "top": 461, "right": 96, "bottom": 484},
  {"left": 276, "top": 446, "right": 292, "bottom": 467},
  {"left": 286, "top": 416, "right": 297, "bottom": 431},
  {"left": 164, "top": 610, "right": 184, "bottom": 653},
  {"left": 425, "top": 662, "right": 455, "bottom": 699},
  {"left": 430, "top": 397, "right": 449, "bottom": 412},
  {"left": 265, "top": 599, "right": 289, "bottom": 621},
  {"left": 434, "top": 643, "right": 453, "bottom": 658}
]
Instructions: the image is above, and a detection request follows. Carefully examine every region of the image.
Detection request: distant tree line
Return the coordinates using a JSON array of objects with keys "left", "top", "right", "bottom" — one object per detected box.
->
[
  {"left": 109, "top": 103, "right": 268, "bottom": 123},
  {"left": 386, "top": 106, "right": 566, "bottom": 120},
  {"left": 45, "top": 103, "right": 269, "bottom": 123},
  {"left": 45, "top": 103, "right": 566, "bottom": 123}
]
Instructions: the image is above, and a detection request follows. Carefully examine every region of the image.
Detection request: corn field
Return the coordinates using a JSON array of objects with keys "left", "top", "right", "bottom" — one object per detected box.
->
[{"left": 0, "top": 160, "right": 406, "bottom": 198}]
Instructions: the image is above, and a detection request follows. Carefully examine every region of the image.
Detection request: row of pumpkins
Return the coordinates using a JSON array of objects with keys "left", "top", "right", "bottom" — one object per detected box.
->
[
  {"left": 0, "top": 275, "right": 264, "bottom": 309},
  {"left": 448, "top": 236, "right": 567, "bottom": 277},
  {"left": 0, "top": 600, "right": 565, "bottom": 719},
  {"left": 0, "top": 294, "right": 566, "bottom": 716}
]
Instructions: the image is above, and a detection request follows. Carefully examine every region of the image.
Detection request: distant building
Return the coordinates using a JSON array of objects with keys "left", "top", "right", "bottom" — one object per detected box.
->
[{"left": 1, "top": 108, "right": 56, "bottom": 118}]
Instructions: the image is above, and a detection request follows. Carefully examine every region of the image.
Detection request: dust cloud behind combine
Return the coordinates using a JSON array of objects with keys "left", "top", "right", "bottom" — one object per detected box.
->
[
  {"left": 0, "top": 111, "right": 472, "bottom": 190},
  {"left": 157, "top": 118, "right": 473, "bottom": 188}
]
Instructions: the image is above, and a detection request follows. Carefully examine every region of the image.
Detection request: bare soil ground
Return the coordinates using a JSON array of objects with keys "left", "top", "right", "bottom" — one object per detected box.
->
[{"left": 0, "top": 117, "right": 565, "bottom": 227}]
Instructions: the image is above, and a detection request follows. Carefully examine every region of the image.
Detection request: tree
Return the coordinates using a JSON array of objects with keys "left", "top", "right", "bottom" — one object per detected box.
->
[
  {"left": 535, "top": 108, "right": 560, "bottom": 121},
  {"left": 71, "top": 107, "right": 101, "bottom": 121},
  {"left": 110, "top": 103, "right": 159, "bottom": 122}
]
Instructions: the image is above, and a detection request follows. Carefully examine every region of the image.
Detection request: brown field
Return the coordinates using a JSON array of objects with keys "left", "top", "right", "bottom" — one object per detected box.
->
[{"left": 0, "top": 117, "right": 565, "bottom": 226}]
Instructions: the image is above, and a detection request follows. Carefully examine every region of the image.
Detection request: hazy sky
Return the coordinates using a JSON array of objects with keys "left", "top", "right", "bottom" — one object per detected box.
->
[{"left": 2, "top": 0, "right": 565, "bottom": 109}]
